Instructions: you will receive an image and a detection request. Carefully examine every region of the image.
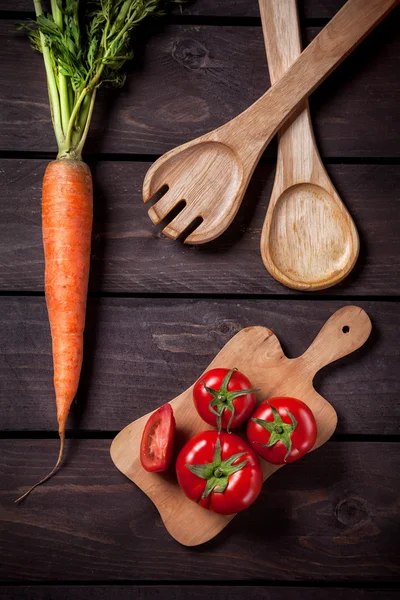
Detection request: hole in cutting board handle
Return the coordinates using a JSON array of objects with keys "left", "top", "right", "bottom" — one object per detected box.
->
[{"left": 342, "top": 325, "right": 350, "bottom": 334}]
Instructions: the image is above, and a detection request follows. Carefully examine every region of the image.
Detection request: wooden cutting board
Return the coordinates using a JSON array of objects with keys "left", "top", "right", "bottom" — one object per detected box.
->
[{"left": 110, "top": 306, "right": 371, "bottom": 546}]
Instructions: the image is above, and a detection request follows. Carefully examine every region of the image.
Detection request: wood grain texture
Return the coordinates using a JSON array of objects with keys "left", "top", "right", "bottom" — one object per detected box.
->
[
  {"left": 1, "top": 439, "right": 399, "bottom": 580},
  {"left": 260, "top": 0, "right": 359, "bottom": 290},
  {"left": 1, "top": 18, "right": 399, "bottom": 157},
  {"left": 142, "top": 0, "right": 398, "bottom": 243},
  {"left": 179, "top": 0, "right": 349, "bottom": 18},
  {"left": 1, "top": 298, "right": 399, "bottom": 434},
  {"left": 1, "top": 160, "right": 398, "bottom": 294},
  {"left": 0, "top": 587, "right": 398, "bottom": 600},
  {"left": 111, "top": 307, "right": 371, "bottom": 546},
  {"left": 0, "top": 0, "right": 348, "bottom": 18},
  {"left": 0, "top": 0, "right": 398, "bottom": 590}
]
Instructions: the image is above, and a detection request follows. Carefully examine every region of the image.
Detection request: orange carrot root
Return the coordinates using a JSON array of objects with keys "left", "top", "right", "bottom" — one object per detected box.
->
[
  {"left": 16, "top": 159, "right": 93, "bottom": 502},
  {"left": 15, "top": 429, "right": 65, "bottom": 503}
]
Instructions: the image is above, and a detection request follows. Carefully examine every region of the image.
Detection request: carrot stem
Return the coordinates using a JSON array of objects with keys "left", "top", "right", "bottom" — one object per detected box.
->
[
  {"left": 51, "top": 0, "right": 70, "bottom": 134},
  {"left": 33, "top": 0, "right": 64, "bottom": 147},
  {"left": 74, "top": 90, "right": 97, "bottom": 160},
  {"left": 63, "top": 84, "right": 90, "bottom": 156}
]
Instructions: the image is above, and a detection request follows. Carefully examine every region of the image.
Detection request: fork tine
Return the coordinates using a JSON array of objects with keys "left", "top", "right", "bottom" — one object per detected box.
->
[
  {"left": 184, "top": 217, "right": 224, "bottom": 245},
  {"left": 162, "top": 207, "right": 200, "bottom": 240},
  {"left": 147, "top": 189, "right": 184, "bottom": 225}
]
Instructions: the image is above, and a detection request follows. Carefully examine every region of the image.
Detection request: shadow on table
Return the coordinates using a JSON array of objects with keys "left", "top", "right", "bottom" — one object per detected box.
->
[
  {"left": 83, "top": 18, "right": 170, "bottom": 156},
  {"left": 189, "top": 437, "right": 350, "bottom": 554},
  {"left": 313, "top": 315, "right": 379, "bottom": 424},
  {"left": 70, "top": 161, "right": 109, "bottom": 435}
]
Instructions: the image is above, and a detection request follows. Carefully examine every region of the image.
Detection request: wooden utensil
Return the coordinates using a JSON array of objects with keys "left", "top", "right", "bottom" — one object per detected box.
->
[
  {"left": 259, "top": 0, "right": 359, "bottom": 290},
  {"left": 111, "top": 306, "right": 372, "bottom": 546},
  {"left": 143, "top": 0, "right": 397, "bottom": 245}
]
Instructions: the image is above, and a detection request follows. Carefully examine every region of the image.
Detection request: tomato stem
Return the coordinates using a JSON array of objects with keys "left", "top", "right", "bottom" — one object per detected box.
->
[
  {"left": 202, "top": 368, "right": 259, "bottom": 433},
  {"left": 185, "top": 437, "right": 248, "bottom": 499},
  {"left": 252, "top": 403, "right": 298, "bottom": 462}
]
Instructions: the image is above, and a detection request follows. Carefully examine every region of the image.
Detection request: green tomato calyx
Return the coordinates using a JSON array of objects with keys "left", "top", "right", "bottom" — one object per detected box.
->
[
  {"left": 213, "top": 467, "right": 224, "bottom": 478},
  {"left": 252, "top": 403, "right": 298, "bottom": 462},
  {"left": 202, "top": 368, "right": 259, "bottom": 433},
  {"left": 185, "top": 437, "right": 248, "bottom": 499}
]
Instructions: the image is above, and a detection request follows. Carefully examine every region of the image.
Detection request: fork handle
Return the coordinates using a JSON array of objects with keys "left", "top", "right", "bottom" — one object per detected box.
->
[{"left": 227, "top": 0, "right": 398, "bottom": 157}]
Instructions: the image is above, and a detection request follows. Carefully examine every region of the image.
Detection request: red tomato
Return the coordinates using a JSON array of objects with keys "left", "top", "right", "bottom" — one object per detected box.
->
[
  {"left": 176, "top": 430, "right": 263, "bottom": 515},
  {"left": 247, "top": 397, "right": 317, "bottom": 464},
  {"left": 193, "top": 367, "right": 259, "bottom": 432},
  {"left": 140, "top": 403, "right": 176, "bottom": 472}
]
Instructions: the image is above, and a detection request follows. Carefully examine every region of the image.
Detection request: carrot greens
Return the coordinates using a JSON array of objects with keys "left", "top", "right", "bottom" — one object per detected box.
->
[{"left": 23, "top": 0, "right": 174, "bottom": 159}]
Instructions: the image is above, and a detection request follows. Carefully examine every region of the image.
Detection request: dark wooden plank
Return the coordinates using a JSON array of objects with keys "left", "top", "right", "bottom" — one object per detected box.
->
[
  {"left": 0, "top": 0, "right": 348, "bottom": 19},
  {"left": 177, "top": 0, "right": 348, "bottom": 18},
  {"left": 1, "top": 298, "right": 399, "bottom": 433},
  {"left": 1, "top": 160, "right": 399, "bottom": 295},
  {"left": 1, "top": 440, "right": 399, "bottom": 581},
  {"left": 0, "top": 586, "right": 398, "bottom": 600},
  {"left": 1, "top": 17, "right": 399, "bottom": 156}
]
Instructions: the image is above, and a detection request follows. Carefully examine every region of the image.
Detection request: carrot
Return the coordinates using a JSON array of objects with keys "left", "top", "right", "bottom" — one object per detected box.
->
[
  {"left": 43, "top": 161, "right": 92, "bottom": 442},
  {"left": 15, "top": 160, "right": 93, "bottom": 502},
  {"left": 16, "top": 0, "right": 177, "bottom": 502}
]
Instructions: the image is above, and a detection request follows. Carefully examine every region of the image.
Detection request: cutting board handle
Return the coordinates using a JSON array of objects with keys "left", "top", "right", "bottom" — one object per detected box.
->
[{"left": 301, "top": 306, "right": 372, "bottom": 375}]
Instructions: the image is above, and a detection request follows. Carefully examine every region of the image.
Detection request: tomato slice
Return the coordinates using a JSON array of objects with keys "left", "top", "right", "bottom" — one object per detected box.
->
[{"left": 140, "top": 403, "right": 176, "bottom": 472}]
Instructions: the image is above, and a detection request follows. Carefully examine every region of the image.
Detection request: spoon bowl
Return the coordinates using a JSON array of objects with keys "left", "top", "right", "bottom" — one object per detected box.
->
[
  {"left": 259, "top": 0, "right": 360, "bottom": 290},
  {"left": 263, "top": 182, "right": 358, "bottom": 290}
]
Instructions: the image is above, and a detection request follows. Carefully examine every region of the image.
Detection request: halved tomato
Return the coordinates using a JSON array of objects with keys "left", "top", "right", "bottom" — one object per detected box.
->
[{"left": 140, "top": 403, "right": 176, "bottom": 472}]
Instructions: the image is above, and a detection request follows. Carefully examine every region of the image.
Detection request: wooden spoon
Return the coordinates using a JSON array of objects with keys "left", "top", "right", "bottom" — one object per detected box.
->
[
  {"left": 259, "top": 0, "right": 360, "bottom": 290},
  {"left": 143, "top": 0, "right": 397, "bottom": 245}
]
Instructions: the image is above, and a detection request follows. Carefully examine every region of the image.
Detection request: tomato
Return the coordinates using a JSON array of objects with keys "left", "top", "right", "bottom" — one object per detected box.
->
[
  {"left": 176, "top": 430, "right": 263, "bottom": 514},
  {"left": 193, "top": 367, "right": 259, "bottom": 432},
  {"left": 140, "top": 403, "right": 176, "bottom": 472},
  {"left": 247, "top": 397, "right": 317, "bottom": 464}
]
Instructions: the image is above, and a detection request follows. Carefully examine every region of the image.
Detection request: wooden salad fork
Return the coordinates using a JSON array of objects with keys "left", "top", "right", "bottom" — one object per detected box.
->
[
  {"left": 143, "top": 0, "right": 397, "bottom": 245},
  {"left": 259, "top": 0, "right": 360, "bottom": 290}
]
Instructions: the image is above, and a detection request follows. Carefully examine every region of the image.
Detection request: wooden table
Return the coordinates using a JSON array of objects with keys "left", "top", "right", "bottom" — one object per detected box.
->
[{"left": 1, "top": 1, "right": 399, "bottom": 598}]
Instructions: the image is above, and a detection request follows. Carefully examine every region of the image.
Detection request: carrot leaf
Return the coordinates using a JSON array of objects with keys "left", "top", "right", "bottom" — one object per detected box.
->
[{"left": 22, "top": 0, "right": 182, "bottom": 160}]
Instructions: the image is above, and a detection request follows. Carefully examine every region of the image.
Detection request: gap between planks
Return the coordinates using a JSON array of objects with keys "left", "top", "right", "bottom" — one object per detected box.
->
[
  {"left": 0, "top": 580, "right": 398, "bottom": 588},
  {"left": 1, "top": 151, "right": 400, "bottom": 164},
  {"left": 0, "top": 291, "right": 399, "bottom": 301},
  {"left": 0, "top": 11, "right": 331, "bottom": 27},
  {"left": 1, "top": 432, "right": 399, "bottom": 442}
]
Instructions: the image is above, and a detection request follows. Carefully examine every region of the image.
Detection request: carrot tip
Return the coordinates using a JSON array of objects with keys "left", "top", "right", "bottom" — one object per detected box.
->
[{"left": 15, "top": 432, "right": 65, "bottom": 503}]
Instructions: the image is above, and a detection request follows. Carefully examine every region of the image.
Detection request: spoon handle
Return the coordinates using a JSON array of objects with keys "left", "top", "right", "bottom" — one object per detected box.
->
[
  {"left": 259, "top": 0, "right": 319, "bottom": 186},
  {"left": 260, "top": 0, "right": 303, "bottom": 85},
  {"left": 230, "top": 0, "right": 398, "bottom": 156},
  {"left": 258, "top": 0, "right": 360, "bottom": 292}
]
